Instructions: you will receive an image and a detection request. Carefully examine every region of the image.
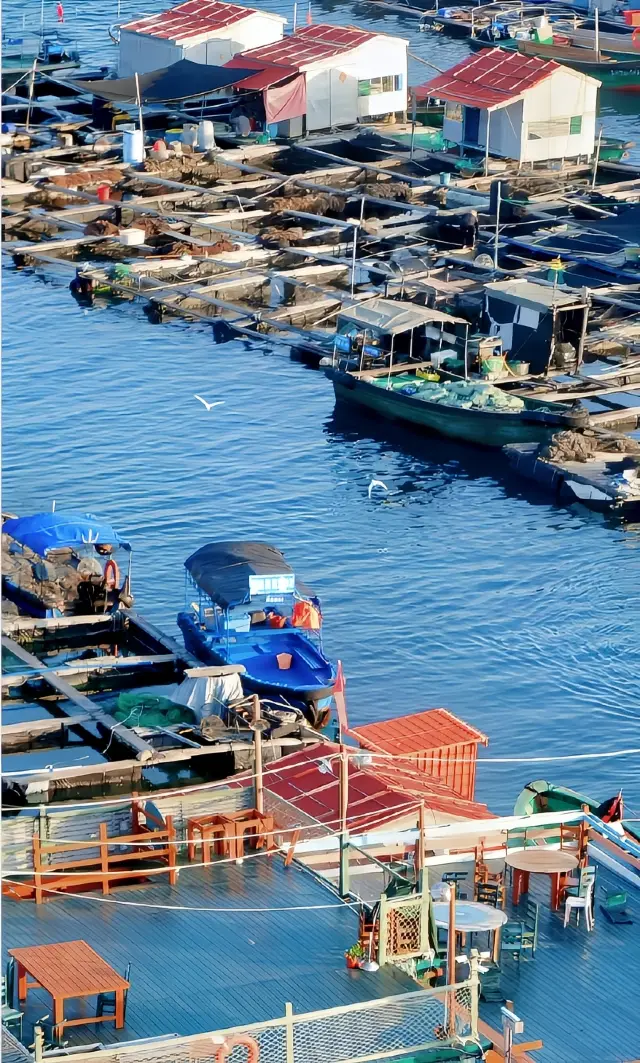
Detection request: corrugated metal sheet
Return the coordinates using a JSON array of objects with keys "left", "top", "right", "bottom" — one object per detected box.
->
[
  {"left": 122, "top": 0, "right": 264, "bottom": 43},
  {"left": 2, "top": 1027, "right": 32, "bottom": 1063},
  {"left": 240, "top": 24, "right": 375, "bottom": 71},
  {"left": 2, "top": 816, "right": 37, "bottom": 874},
  {"left": 414, "top": 49, "right": 559, "bottom": 110}
]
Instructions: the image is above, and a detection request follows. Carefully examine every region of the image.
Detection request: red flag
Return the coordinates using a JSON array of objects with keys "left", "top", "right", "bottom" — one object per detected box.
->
[
  {"left": 306, "top": 2, "right": 312, "bottom": 23},
  {"left": 333, "top": 660, "right": 348, "bottom": 739},
  {"left": 57, "top": 2, "right": 64, "bottom": 21}
]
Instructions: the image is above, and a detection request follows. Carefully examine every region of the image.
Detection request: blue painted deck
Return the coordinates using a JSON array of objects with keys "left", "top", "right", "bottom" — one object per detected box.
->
[
  {"left": 2, "top": 857, "right": 415, "bottom": 1047},
  {"left": 481, "top": 863, "right": 640, "bottom": 1063}
]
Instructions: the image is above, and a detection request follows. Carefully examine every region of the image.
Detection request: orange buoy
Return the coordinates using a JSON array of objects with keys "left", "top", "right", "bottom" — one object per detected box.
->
[
  {"left": 103, "top": 559, "right": 119, "bottom": 590},
  {"left": 214, "top": 1035, "right": 260, "bottom": 1062}
]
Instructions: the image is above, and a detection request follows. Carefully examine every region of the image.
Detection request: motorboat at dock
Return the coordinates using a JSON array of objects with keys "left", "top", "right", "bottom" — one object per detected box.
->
[{"left": 177, "top": 541, "right": 337, "bottom": 727}]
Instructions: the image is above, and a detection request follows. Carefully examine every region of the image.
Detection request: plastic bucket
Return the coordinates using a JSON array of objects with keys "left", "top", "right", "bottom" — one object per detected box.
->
[
  {"left": 96, "top": 184, "right": 111, "bottom": 202},
  {"left": 196, "top": 120, "right": 215, "bottom": 151},
  {"left": 123, "top": 127, "right": 144, "bottom": 165},
  {"left": 439, "top": 171, "right": 451, "bottom": 186}
]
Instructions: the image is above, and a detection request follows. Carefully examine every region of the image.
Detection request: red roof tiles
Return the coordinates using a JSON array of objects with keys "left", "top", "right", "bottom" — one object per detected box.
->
[
  {"left": 245, "top": 742, "right": 493, "bottom": 832},
  {"left": 122, "top": 0, "right": 277, "bottom": 43},
  {"left": 239, "top": 23, "right": 375, "bottom": 70},
  {"left": 414, "top": 48, "right": 560, "bottom": 110},
  {"left": 349, "top": 708, "right": 489, "bottom": 757}
]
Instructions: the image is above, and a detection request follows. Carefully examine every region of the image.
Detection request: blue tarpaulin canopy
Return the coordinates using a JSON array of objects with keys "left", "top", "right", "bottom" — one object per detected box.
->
[{"left": 3, "top": 512, "right": 131, "bottom": 556}]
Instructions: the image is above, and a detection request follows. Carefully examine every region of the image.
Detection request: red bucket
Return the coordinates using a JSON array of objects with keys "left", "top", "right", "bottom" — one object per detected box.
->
[{"left": 96, "top": 184, "right": 111, "bottom": 202}]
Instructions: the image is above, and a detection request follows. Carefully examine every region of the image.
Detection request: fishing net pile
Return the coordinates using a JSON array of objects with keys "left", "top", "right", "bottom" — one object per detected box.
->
[
  {"left": 538, "top": 430, "right": 640, "bottom": 463},
  {"left": 375, "top": 376, "right": 526, "bottom": 413}
]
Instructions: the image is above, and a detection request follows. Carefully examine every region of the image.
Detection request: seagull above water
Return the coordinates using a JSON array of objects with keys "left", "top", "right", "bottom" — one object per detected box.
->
[
  {"left": 368, "top": 479, "right": 389, "bottom": 499},
  {"left": 194, "top": 395, "right": 225, "bottom": 411}
]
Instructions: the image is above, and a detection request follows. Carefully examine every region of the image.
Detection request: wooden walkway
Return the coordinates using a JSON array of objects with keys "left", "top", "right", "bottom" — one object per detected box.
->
[
  {"left": 480, "top": 864, "right": 640, "bottom": 1063},
  {"left": 2, "top": 858, "right": 414, "bottom": 1047}
]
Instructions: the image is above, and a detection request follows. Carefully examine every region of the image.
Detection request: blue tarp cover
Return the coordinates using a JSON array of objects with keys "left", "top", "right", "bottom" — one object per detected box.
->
[{"left": 3, "top": 511, "right": 131, "bottom": 556}]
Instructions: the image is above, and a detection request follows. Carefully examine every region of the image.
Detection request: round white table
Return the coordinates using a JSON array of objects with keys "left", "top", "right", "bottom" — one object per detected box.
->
[
  {"left": 506, "top": 848, "right": 579, "bottom": 909},
  {"left": 432, "top": 901, "right": 508, "bottom": 932}
]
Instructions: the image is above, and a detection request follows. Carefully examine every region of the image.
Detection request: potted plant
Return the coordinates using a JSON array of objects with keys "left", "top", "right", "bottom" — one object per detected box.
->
[{"left": 345, "top": 943, "right": 365, "bottom": 969}]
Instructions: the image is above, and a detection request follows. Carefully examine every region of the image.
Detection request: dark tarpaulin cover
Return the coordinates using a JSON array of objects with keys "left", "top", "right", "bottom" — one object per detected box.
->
[
  {"left": 72, "top": 59, "right": 260, "bottom": 103},
  {"left": 184, "top": 540, "right": 311, "bottom": 607},
  {"left": 264, "top": 73, "right": 306, "bottom": 124}
]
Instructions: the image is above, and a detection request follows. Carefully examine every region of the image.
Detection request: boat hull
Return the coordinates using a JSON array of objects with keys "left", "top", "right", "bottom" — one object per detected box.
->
[
  {"left": 329, "top": 371, "right": 585, "bottom": 448},
  {"left": 177, "top": 611, "right": 336, "bottom": 712}
]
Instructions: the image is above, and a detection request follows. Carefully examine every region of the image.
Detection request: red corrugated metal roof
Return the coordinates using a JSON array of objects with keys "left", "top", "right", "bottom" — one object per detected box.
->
[
  {"left": 349, "top": 709, "right": 489, "bottom": 757},
  {"left": 239, "top": 23, "right": 375, "bottom": 70},
  {"left": 235, "top": 742, "right": 493, "bottom": 831},
  {"left": 414, "top": 48, "right": 560, "bottom": 110},
  {"left": 122, "top": 0, "right": 280, "bottom": 43},
  {"left": 224, "top": 55, "right": 297, "bottom": 90}
]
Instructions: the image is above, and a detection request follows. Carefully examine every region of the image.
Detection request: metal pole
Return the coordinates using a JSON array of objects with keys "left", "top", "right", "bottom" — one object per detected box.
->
[
  {"left": 417, "top": 801, "right": 425, "bottom": 889},
  {"left": 410, "top": 90, "right": 417, "bottom": 160},
  {"left": 40, "top": 0, "right": 45, "bottom": 35},
  {"left": 293, "top": 0, "right": 297, "bottom": 29},
  {"left": 350, "top": 223, "right": 358, "bottom": 297},
  {"left": 252, "top": 694, "right": 264, "bottom": 815},
  {"left": 463, "top": 322, "right": 469, "bottom": 380},
  {"left": 493, "top": 180, "right": 501, "bottom": 269},
  {"left": 594, "top": 6, "right": 599, "bottom": 55},
  {"left": 591, "top": 126, "right": 602, "bottom": 190},
  {"left": 26, "top": 57, "right": 38, "bottom": 133},
  {"left": 338, "top": 744, "right": 350, "bottom": 897},
  {"left": 135, "top": 71, "right": 144, "bottom": 146},
  {"left": 484, "top": 108, "right": 491, "bottom": 176},
  {"left": 447, "top": 882, "right": 457, "bottom": 1035},
  {"left": 469, "top": 949, "right": 480, "bottom": 1040}
]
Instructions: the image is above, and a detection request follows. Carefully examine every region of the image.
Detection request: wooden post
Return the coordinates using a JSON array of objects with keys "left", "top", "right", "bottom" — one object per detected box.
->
[
  {"left": 99, "top": 822, "right": 110, "bottom": 895},
  {"left": 339, "top": 744, "right": 350, "bottom": 897},
  {"left": 484, "top": 109, "right": 491, "bottom": 177},
  {"left": 33, "top": 835, "right": 44, "bottom": 905},
  {"left": 166, "top": 815, "right": 177, "bottom": 885},
  {"left": 284, "top": 1001, "right": 294, "bottom": 1063},
  {"left": 253, "top": 695, "right": 264, "bottom": 815},
  {"left": 285, "top": 828, "right": 300, "bottom": 867}
]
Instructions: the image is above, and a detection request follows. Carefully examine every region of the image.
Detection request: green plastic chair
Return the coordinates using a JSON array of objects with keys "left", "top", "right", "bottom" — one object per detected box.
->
[
  {"left": 521, "top": 898, "right": 539, "bottom": 956},
  {"left": 500, "top": 921, "right": 524, "bottom": 960},
  {"left": 2, "top": 961, "right": 23, "bottom": 1041}
]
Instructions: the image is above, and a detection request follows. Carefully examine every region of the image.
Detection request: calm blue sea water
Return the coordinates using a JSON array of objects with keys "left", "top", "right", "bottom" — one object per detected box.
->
[{"left": 3, "top": 0, "right": 640, "bottom": 815}]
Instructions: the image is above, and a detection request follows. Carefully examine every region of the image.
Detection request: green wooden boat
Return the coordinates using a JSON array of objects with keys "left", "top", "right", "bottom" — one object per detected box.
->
[
  {"left": 327, "top": 366, "right": 588, "bottom": 448},
  {"left": 516, "top": 40, "right": 640, "bottom": 89},
  {"left": 514, "top": 778, "right": 640, "bottom": 844}
]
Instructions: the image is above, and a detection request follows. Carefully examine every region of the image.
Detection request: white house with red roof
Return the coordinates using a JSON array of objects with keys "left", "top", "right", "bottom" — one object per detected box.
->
[
  {"left": 416, "top": 49, "right": 599, "bottom": 164},
  {"left": 118, "top": 0, "right": 286, "bottom": 77},
  {"left": 233, "top": 23, "right": 409, "bottom": 133}
]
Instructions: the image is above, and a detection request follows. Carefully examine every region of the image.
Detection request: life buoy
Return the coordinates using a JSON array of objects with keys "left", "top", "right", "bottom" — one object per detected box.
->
[
  {"left": 214, "top": 1035, "right": 260, "bottom": 1062},
  {"left": 103, "top": 559, "right": 119, "bottom": 590}
]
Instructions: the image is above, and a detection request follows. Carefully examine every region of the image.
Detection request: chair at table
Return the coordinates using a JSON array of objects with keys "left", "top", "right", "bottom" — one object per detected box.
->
[
  {"left": 500, "top": 922, "right": 524, "bottom": 961},
  {"left": 442, "top": 870, "right": 469, "bottom": 900},
  {"left": 96, "top": 962, "right": 131, "bottom": 1020},
  {"left": 564, "top": 876, "right": 595, "bottom": 931},
  {"left": 2, "top": 959, "right": 23, "bottom": 1040},
  {"left": 476, "top": 882, "right": 503, "bottom": 908},
  {"left": 521, "top": 898, "right": 539, "bottom": 957}
]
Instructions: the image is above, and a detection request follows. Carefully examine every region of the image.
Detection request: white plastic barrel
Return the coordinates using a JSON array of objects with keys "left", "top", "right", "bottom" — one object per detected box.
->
[
  {"left": 123, "top": 127, "right": 144, "bottom": 165},
  {"left": 181, "top": 122, "right": 198, "bottom": 148},
  {"left": 197, "top": 120, "right": 215, "bottom": 151}
]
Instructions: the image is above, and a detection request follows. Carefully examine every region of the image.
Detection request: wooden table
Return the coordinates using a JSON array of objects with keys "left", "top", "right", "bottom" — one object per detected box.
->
[
  {"left": 506, "top": 849, "right": 579, "bottom": 910},
  {"left": 9, "top": 940, "right": 130, "bottom": 1038}
]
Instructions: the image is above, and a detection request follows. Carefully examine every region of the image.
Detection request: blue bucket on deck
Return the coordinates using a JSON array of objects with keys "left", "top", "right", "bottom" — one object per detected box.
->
[{"left": 439, "top": 171, "right": 451, "bottom": 186}]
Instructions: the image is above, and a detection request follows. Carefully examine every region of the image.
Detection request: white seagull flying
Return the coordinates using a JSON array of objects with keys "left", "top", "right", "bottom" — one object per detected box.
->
[
  {"left": 368, "top": 479, "right": 389, "bottom": 499},
  {"left": 194, "top": 395, "right": 225, "bottom": 411}
]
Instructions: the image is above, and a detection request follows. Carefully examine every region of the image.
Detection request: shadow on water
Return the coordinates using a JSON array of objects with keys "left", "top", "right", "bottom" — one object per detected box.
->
[{"left": 324, "top": 399, "right": 638, "bottom": 531}]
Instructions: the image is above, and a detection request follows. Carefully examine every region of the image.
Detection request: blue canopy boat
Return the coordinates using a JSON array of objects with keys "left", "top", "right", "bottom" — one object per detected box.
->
[
  {"left": 177, "top": 541, "right": 337, "bottom": 727},
  {"left": 2, "top": 510, "right": 132, "bottom": 618}
]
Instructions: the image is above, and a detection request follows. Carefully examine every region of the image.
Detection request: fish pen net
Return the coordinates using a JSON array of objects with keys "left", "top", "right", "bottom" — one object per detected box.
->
[{"left": 80, "top": 983, "right": 477, "bottom": 1063}]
